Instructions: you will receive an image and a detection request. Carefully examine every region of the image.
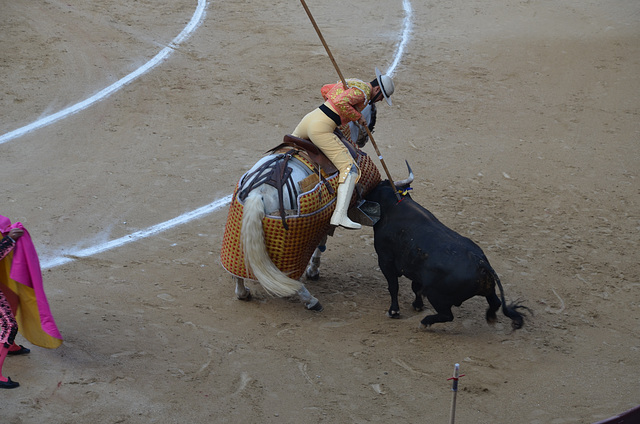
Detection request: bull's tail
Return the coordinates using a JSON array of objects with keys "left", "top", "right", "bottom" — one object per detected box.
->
[
  {"left": 491, "top": 268, "right": 530, "bottom": 330},
  {"left": 241, "top": 191, "right": 303, "bottom": 297}
]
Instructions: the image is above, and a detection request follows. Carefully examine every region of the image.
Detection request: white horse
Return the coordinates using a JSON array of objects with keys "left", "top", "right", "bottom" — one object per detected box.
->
[{"left": 227, "top": 105, "right": 378, "bottom": 311}]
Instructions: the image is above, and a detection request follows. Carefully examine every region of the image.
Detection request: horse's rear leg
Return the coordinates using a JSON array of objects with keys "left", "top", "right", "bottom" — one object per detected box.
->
[
  {"left": 235, "top": 276, "right": 323, "bottom": 311},
  {"left": 234, "top": 277, "right": 252, "bottom": 301},
  {"left": 297, "top": 285, "right": 323, "bottom": 312}
]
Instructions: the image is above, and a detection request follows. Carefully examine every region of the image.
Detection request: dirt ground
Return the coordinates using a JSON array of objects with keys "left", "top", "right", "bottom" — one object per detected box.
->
[{"left": 1, "top": 0, "right": 639, "bottom": 422}]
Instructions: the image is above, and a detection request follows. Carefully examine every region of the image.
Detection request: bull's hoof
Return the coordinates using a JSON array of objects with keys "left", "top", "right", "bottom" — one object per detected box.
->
[
  {"left": 420, "top": 317, "right": 435, "bottom": 328},
  {"left": 418, "top": 322, "right": 432, "bottom": 330},
  {"left": 306, "top": 300, "right": 324, "bottom": 312},
  {"left": 412, "top": 303, "right": 424, "bottom": 312},
  {"left": 387, "top": 310, "right": 400, "bottom": 319},
  {"left": 511, "top": 317, "right": 524, "bottom": 330}
]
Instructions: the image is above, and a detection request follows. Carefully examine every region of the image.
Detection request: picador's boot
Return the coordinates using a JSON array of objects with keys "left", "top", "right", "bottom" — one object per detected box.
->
[{"left": 330, "top": 171, "right": 361, "bottom": 230}]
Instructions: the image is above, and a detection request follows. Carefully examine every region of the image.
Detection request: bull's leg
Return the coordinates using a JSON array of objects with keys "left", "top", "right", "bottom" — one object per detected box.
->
[
  {"left": 297, "top": 285, "right": 323, "bottom": 312},
  {"left": 411, "top": 280, "right": 424, "bottom": 311},
  {"left": 420, "top": 293, "right": 454, "bottom": 328},
  {"left": 485, "top": 291, "right": 502, "bottom": 324},
  {"left": 305, "top": 236, "right": 328, "bottom": 280},
  {"left": 380, "top": 261, "right": 401, "bottom": 318},
  {"left": 234, "top": 277, "right": 252, "bottom": 301}
]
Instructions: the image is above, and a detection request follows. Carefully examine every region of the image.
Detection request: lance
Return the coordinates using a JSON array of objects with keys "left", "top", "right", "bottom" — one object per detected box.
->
[{"left": 298, "top": 0, "right": 401, "bottom": 201}]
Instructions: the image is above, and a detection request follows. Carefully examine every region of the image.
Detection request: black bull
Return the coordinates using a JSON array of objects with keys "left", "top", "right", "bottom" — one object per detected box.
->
[{"left": 364, "top": 178, "right": 529, "bottom": 330}]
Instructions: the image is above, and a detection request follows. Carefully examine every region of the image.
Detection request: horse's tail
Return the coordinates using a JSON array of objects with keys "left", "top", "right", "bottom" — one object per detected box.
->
[
  {"left": 241, "top": 191, "right": 303, "bottom": 297},
  {"left": 491, "top": 268, "right": 530, "bottom": 330}
]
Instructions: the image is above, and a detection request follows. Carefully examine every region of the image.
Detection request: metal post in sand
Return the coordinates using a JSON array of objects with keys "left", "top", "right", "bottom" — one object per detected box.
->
[{"left": 448, "top": 363, "right": 465, "bottom": 424}]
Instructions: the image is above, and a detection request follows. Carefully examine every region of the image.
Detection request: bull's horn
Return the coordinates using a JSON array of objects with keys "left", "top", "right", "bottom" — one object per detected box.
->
[{"left": 394, "top": 160, "right": 414, "bottom": 188}]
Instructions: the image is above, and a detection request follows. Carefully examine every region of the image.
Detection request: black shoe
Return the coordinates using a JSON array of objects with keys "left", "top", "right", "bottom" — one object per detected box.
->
[
  {"left": 7, "top": 345, "right": 30, "bottom": 355},
  {"left": 0, "top": 377, "right": 20, "bottom": 389}
]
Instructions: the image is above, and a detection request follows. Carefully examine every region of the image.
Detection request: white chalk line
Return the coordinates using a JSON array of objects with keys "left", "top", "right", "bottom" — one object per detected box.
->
[
  {"left": 15, "top": 1, "right": 413, "bottom": 270},
  {"left": 40, "top": 195, "right": 232, "bottom": 269},
  {"left": 0, "top": 0, "right": 207, "bottom": 146},
  {"left": 387, "top": 0, "right": 413, "bottom": 77}
]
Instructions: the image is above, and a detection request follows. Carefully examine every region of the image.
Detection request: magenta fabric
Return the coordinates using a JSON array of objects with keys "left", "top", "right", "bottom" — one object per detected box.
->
[{"left": 0, "top": 215, "right": 63, "bottom": 341}]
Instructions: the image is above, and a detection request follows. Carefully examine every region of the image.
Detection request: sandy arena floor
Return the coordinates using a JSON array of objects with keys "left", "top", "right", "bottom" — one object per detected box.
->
[{"left": 1, "top": 1, "right": 639, "bottom": 422}]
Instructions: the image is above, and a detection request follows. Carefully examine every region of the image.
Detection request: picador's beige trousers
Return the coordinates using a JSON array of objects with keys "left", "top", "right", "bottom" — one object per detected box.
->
[{"left": 292, "top": 106, "right": 359, "bottom": 184}]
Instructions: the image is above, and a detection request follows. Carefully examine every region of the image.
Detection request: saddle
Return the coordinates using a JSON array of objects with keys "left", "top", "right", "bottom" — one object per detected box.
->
[
  {"left": 271, "top": 130, "right": 359, "bottom": 176},
  {"left": 241, "top": 132, "right": 363, "bottom": 230}
]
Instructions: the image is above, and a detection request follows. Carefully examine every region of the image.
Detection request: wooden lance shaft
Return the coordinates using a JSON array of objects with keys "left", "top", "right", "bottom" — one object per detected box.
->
[{"left": 299, "top": 0, "right": 401, "bottom": 201}]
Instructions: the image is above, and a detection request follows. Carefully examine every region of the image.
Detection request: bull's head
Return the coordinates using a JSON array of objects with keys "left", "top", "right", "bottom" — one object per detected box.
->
[{"left": 351, "top": 161, "right": 414, "bottom": 225}]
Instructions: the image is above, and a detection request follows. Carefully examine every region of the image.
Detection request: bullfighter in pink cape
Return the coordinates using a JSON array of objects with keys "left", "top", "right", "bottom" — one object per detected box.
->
[{"left": 0, "top": 215, "right": 62, "bottom": 360}]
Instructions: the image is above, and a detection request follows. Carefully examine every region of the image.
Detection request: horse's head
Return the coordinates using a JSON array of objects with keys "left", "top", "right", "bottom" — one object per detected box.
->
[{"left": 350, "top": 103, "right": 378, "bottom": 148}]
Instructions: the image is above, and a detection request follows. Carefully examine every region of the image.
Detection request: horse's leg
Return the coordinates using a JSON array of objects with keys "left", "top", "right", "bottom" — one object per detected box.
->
[
  {"left": 305, "top": 249, "right": 322, "bottom": 280},
  {"left": 297, "top": 285, "right": 323, "bottom": 312},
  {"left": 305, "top": 235, "right": 328, "bottom": 280},
  {"left": 234, "top": 276, "right": 252, "bottom": 301}
]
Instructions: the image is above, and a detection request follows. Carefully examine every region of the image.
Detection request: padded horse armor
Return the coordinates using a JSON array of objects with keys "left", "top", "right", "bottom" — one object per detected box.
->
[{"left": 220, "top": 132, "right": 381, "bottom": 281}]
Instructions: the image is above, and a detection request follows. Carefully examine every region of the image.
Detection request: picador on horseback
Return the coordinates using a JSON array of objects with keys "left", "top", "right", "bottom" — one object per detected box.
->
[
  {"left": 219, "top": 68, "right": 398, "bottom": 311},
  {"left": 219, "top": 0, "right": 402, "bottom": 312},
  {"left": 292, "top": 68, "right": 395, "bottom": 230}
]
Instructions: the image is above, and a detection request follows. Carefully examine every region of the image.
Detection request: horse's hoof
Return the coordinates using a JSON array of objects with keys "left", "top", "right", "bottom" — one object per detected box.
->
[
  {"left": 307, "top": 300, "right": 324, "bottom": 312},
  {"left": 305, "top": 271, "right": 319, "bottom": 281},
  {"left": 387, "top": 311, "right": 400, "bottom": 319},
  {"left": 237, "top": 288, "right": 252, "bottom": 301}
]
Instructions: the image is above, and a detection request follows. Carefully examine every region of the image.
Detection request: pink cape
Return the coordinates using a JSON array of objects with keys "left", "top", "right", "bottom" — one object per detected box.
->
[{"left": 0, "top": 215, "right": 62, "bottom": 348}]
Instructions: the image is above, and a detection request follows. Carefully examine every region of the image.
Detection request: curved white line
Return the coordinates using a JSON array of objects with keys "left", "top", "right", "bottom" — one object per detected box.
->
[
  {"left": 34, "top": 0, "right": 414, "bottom": 269},
  {"left": 0, "top": 0, "right": 207, "bottom": 146},
  {"left": 40, "top": 195, "right": 232, "bottom": 269},
  {"left": 387, "top": 0, "right": 413, "bottom": 77}
]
